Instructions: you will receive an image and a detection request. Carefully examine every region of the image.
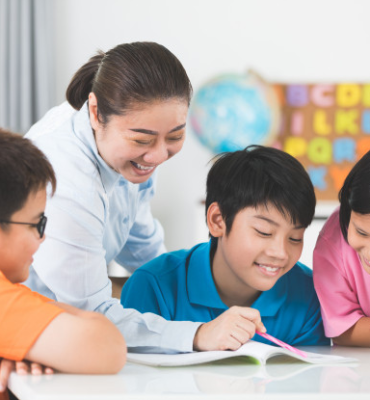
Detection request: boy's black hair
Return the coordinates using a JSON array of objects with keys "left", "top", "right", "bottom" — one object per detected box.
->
[
  {"left": 0, "top": 128, "right": 56, "bottom": 225},
  {"left": 339, "top": 150, "right": 370, "bottom": 242},
  {"left": 206, "top": 145, "right": 316, "bottom": 239}
]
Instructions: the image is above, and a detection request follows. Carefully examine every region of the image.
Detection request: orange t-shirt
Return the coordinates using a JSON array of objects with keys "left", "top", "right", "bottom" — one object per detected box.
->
[{"left": 0, "top": 271, "right": 64, "bottom": 361}]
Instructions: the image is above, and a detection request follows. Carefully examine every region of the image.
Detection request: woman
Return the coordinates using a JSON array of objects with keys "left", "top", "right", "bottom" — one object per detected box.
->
[
  {"left": 25, "top": 42, "right": 259, "bottom": 354},
  {"left": 313, "top": 150, "right": 370, "bottom": 346},
  {"left": 25, "top": 41, "right": 200, "bottom": 352}
]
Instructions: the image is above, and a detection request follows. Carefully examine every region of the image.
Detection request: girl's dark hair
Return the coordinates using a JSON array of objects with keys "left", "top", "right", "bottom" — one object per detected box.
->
[
  {"left": 0, "top": 128, "right": 56, "bottom": 223},
  {"left": 206, "top": 145, "right": 316, "bottom": 241},
  {"left": 339, "top": 150, "right": 370, "bottom": 241},
  {"left": 66, "top": 42, "right": 192, "bottom": 123}
]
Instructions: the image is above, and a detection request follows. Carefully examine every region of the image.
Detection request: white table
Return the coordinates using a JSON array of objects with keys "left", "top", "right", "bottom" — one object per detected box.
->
[{"left": 8, "top": 346, "right": 370, "bottom": 400}]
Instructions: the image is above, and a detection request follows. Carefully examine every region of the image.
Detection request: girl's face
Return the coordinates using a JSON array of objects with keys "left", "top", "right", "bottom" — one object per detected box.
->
[
  {"left": 348, "top": 211, "right": 370, "bottom": 274},
  {"left": 89, "top": 94, "right": 188, "bottom": 184}
]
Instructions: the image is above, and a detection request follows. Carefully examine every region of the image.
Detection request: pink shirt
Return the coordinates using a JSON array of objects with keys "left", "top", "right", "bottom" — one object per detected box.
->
[{"left": 313, "top": 208, "right": 370, "bottom": 338}]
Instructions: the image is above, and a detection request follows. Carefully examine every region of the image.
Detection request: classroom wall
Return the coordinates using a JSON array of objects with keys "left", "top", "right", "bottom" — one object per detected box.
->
[{"left": 53, "top": 0, "right": 370, "bottom": 267}]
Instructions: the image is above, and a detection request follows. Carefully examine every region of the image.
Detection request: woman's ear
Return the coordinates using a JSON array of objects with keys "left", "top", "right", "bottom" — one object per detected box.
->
[
  {"left": 207, "top": 202, "right": 226, "bottom": 238},
  {"left": 88, "top": 92, "right": 100, "bottom": 131}
]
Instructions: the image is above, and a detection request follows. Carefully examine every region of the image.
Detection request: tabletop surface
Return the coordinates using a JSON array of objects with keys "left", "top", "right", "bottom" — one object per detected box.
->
[{"left": 8, "top": 345, "right": 370, "bottom": 400}]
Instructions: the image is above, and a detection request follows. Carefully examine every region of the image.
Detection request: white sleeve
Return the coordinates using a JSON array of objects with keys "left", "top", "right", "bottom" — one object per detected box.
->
[
  {"left": 30, "top": 170, "right": 199, "bottom": 353},
  {"left": 115, "top": 198, "right": 166, "bottom": 273}
]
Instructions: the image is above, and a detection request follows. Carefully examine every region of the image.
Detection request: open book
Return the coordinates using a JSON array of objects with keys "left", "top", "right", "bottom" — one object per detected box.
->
[{"left": 127, "top": 340, "right": 357, "bottom": 367}]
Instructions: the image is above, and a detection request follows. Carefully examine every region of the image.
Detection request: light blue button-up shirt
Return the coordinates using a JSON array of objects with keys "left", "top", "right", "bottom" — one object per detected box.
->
[{"left": 24, "top": 102, "right": 200, "bottom": 352}]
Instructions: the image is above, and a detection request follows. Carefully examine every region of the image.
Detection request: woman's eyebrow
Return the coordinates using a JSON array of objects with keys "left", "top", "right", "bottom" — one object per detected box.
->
[
  {"left": 169, "top": 123, "right": 186, "bottom": 133},
  {"left": 129, "top": 123, "right": 186, "bottom": 135}
]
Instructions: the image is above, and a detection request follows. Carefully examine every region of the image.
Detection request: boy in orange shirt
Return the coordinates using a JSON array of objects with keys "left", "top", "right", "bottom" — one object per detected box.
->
[{"left": 0, "top": 129, "right": 126, "bottom": 399}]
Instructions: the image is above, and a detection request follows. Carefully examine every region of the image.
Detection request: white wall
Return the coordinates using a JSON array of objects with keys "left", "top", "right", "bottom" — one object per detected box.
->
[{"left": 53, "top": 0, "right": 369, "bottom": 265}]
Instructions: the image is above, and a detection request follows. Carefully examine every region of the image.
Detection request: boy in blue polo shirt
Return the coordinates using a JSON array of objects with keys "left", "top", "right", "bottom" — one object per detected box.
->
[{"left": 121, "top": 145, "right": 329, "bottom": 347}]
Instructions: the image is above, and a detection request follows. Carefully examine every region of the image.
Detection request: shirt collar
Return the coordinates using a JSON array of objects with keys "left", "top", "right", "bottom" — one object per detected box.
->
[
  {"left": 187, "top": 241, "right": 228, "bottom": 310},
  {"left": 252, "top": 273, "right": 287, "bottom": 317},
  {"left": 72, "top": 102, "right": 125, "bottom": 194}
]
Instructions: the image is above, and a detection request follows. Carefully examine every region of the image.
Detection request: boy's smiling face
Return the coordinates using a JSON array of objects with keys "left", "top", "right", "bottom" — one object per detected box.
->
[
  {"left": 0, "top": 188, "right": 47, "bottom": 283},
  {"left": 209, "top": 202, "right": 306, "bottom": 307}
]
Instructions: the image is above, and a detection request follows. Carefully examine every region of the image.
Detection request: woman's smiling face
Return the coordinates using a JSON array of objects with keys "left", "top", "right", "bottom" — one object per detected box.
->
[{"left": 89, "top": 94, "right": 188, "bottom": 184}]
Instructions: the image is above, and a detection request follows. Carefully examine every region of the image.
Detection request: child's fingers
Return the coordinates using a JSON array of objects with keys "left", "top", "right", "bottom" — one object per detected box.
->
[
  {"left": 15, "top": 361, "right": 28, "bottom": 375},
  {"left": 44, "top": 367, "right": 54, "bottom": 375},
  {"left": 0, "top": 359, "right": 14, "bottom": 392},
  {"left": 231, "top": 324, "right": 254, "bottom": 346},
  {"left": 230, "top": 306, "right": 267, "bottom": 333},
  {"left": 30, "top": 363, "right": 43, "bottom": 376}
]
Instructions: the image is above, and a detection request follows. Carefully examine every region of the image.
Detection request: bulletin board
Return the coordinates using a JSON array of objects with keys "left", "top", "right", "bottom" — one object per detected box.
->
[{"left": 273, "top": 84, "right": 370, "bottom": 201}]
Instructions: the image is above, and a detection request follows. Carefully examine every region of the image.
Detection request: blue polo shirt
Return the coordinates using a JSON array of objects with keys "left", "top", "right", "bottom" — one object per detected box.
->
[{"left": 121, "top": 241, "right": 329, "bottom": 346}]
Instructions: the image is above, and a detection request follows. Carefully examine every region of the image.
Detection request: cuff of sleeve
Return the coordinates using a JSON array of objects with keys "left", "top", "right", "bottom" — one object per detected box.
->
[
  {"left": 324, "top": 313, "right": 364, "bottom": 338},
  {"left": 160, "top": 321, "right": 203, "bottom": 353}
]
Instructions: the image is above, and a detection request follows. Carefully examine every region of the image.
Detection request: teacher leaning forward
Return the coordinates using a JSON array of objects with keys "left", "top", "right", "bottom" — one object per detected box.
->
[
  {"left": 25, "top": 42, "right": 263, "bottom": 353},
  {"left": 25, "top": 42, "right": 198, "bottom": 352}
]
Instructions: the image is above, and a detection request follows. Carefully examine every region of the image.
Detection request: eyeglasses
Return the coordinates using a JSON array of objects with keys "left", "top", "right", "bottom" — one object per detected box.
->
[{"left": 0, "top": 215, "right": 47, "bottom": 239}]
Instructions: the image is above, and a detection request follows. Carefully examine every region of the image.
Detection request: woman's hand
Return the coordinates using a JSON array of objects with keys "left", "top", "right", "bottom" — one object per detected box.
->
[{"left": 193, "top": 306, "right": 266, "bottom": 351}]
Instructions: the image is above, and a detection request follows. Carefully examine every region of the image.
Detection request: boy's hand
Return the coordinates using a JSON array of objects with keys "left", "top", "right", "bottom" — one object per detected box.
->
[
  {"left": 0, "top": 358, "right": 54, "bottom": 394},
  {"left": 0, "top": 359, "right": 13, "bottom": 393},
  {"left": 193, "top": 306, "right": 266, "bottom": 351},
  {"left": 15, "top": 361, "right": 54, "bottom": 376}
]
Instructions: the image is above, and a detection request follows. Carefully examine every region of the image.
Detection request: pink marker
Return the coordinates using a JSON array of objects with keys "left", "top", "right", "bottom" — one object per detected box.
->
[{"left": 256, "top": 331, "right": 308, "bottom": 358}]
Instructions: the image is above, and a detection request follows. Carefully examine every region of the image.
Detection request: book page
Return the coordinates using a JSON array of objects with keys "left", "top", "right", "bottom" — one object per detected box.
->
[{"left": 127, "top": 340, "right": 357, "bottom": 367}]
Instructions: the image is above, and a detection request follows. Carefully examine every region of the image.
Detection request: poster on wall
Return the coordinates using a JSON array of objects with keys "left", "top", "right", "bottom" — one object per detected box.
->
[{"left": 274, "top": 83, "right": 370, "bottom": 201}]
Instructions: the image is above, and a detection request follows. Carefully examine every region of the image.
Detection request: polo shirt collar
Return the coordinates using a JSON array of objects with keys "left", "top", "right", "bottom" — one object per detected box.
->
[
  {"left": 252, "top": 273, "right": 287, "bottom": 317},
  {"left": 187, "top": 241, "right": 228, "bottom": 310},
  {"left": 187, "top": 240, "right": 288, "bottom": 317},
  {"left": 72, "top": 102, "right": 124, "bottom": 194}
]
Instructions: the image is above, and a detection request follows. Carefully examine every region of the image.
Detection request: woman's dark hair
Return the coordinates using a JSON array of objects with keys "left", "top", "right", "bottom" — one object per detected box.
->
[
  {"left": 0, "top": 128, "right": 56, "bottom": 224},
  {"left": 206, "top": 145, "right": 316, "bottom": 241},
  {"left": 339, "top": 150, "right": 370, "bottom": 241},
  {"left": 66, "top": 42, "right": 192, "bottom": 124}
]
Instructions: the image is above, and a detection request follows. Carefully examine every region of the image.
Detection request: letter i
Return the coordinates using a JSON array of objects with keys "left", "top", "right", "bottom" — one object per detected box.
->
[{"left": 291, "top": 111, "right": 304, "bottom": 136}]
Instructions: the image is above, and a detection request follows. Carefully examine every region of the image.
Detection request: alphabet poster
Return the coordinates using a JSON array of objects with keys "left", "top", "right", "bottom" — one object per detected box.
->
[{"left": 273, "top": 84, "right": 370, "bottom": 200}]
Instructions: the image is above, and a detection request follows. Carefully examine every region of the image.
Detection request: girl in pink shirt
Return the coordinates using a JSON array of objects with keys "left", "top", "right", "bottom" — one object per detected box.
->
[{"left": 313, "top": 150, "right": 370, "bottom": 346}]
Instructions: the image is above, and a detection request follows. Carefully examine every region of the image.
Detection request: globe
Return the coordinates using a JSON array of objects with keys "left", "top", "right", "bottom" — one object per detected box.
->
[{"left": 189, "top": 70, "right": 281, "bottom": 154}]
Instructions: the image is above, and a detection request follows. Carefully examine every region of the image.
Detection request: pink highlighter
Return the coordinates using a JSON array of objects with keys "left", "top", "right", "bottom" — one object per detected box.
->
[{"left": 256, "top": 331, "right": 308, "bottom": 358}]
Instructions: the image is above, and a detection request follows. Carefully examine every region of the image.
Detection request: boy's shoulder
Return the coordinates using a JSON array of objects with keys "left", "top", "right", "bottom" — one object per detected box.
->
[
  {"left": 0, "top": 272, "right": 63, "bottom": 360},
  {"left": 284, "top": 262, "right": 315, "bottom": 291},
  {"left": 139, "top": 243, "right": 206, "bottom": 277},
  {"left": 0, "top": 271, "right": 47, "bottom": 301},
  {"left": 290, "top": 261, "right": 313, "bottom": 278}
]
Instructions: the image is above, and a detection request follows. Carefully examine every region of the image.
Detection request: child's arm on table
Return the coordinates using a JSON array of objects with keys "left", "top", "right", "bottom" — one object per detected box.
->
[
  {"left": 25, "top": 303, "right": 127, "bottom": 374},
  {"left": 0, "top": 357, "right": 54, "bottom": 395},
  {"left": 333, "top": 317, "right": 370, "bottom": 347}
]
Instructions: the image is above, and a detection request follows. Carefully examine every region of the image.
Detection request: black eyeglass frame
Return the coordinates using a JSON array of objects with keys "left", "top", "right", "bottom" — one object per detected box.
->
[{"left": 0, "top": 215, "right": 47, "bottom": 238}]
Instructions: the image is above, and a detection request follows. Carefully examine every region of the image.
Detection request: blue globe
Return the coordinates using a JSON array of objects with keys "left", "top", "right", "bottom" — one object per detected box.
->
[{"left": 189, "top": 71, "right": 281, "bottom": 154}]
